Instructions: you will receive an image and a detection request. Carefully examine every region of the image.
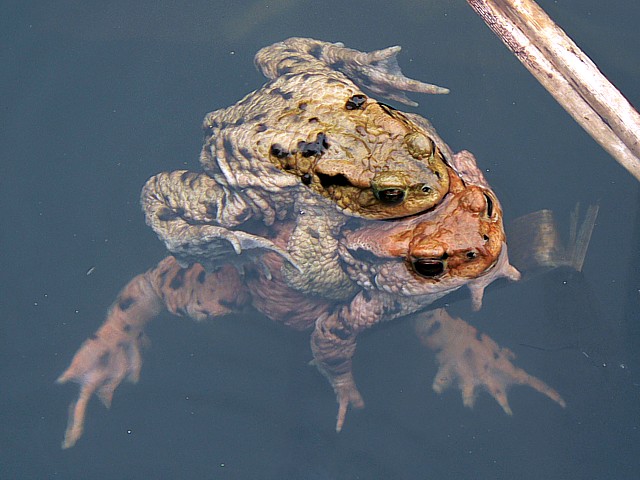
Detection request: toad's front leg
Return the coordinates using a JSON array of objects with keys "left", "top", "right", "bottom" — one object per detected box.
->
[
  {"left": 141, "top": 170, "right": 297, "bottom": 271},
  {"left": 415, "top": 308, "right": 565, "bottom": 414}
]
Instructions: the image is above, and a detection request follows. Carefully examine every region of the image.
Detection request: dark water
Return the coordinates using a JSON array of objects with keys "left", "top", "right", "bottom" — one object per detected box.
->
[{"left": 2, "top": 1, "right": 639, "bottom": 478}]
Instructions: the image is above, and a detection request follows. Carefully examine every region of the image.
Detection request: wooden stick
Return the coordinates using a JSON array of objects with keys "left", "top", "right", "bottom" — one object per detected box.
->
[{"left": 467, "top": 0, "right": 640, "bottom": 182}]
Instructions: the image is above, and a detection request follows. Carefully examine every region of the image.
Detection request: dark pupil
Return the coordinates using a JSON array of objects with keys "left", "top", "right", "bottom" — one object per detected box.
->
[
  {"left": 412, "top": 259, "right": 444, "bottom": 278},
  {"left": 483, "top": 193, "right": 494, "bottom": 217},
  {"left": 376, "top": 188, "right": 405, "bottom": 204}
]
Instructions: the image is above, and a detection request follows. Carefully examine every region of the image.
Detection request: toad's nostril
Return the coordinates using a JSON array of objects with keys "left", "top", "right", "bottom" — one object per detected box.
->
[
  {"left": 375, "top": 188, "right": 406, "bottom": 204},
  {"left": 412, "top": 259, "right": 444, "bottom": 278}
]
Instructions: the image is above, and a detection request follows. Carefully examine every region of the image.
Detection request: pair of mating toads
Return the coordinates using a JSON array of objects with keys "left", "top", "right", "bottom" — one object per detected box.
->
[{"left": 58, "top": 38, "right": 565, "bottom": 449}]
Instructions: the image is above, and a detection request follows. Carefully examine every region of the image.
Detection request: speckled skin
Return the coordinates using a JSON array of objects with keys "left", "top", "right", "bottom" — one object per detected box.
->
[
  {"left": 141, "top": 37, "right": 456, "bottom": 299},
  {"left": 58, "top": 150, "right": 564, "bottom": 449}
]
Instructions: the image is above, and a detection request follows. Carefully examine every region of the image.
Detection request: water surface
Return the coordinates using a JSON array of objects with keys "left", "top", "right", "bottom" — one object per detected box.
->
[{"left": 2, "top": 1, "right": 639, "bottom": 478}]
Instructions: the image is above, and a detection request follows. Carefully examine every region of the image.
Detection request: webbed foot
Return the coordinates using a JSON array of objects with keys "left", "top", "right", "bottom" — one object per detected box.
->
[
  {"left": 416, "top": 309, "right": 565, "bottom": 414},
  {"left": 324, "top": 42, "right": 449, "bottom": 106},
  {"left": 57, "top": 325, "right": 148, "bottom": 448}
]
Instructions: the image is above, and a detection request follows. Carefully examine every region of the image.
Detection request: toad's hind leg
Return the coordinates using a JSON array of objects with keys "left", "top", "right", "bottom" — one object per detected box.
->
[
  {"left": 415, "top": 308, "right": 565, "bottom": 414},
  {"left": 57, "top": 268, "right": 163, "bottom": 448},
  {"left": 255, "top": 37, "right": 448, "bottom": 106},
  {"left": 57, "top": 257, "right": 248, "bottom": 448}
]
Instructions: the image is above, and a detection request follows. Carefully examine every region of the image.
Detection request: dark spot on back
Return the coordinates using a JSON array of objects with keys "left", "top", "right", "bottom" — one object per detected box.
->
[
  {"left": 122, "top": 323, "right": 132, "bottom": 333},
  {"left": 345, "top": 94, "right": 367, "bottom": 110},
  {"left": 298, "top": 102, "right": 308, "bottom": 110},
  {"left": 270, "top": 143, "right": 290, "bottom": 159},
  {"left": 318, "top": 172, "right": 351, "bottom": 189},
  {"left": 255, "top": 123, "right": 268, "bottom": 133},
  {"left": 197, "top": 270, "right": 206, "bottom": 284},
  {"left": 298, "top": 132, "right": 329, "bottom": 157}
]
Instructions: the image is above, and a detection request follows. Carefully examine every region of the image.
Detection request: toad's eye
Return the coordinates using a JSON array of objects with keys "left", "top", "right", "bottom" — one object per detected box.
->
[
  {"left": 412, "top": 259, "right": 444, "bottom": 278},
  {"left": 483, "top": 192, "right": 495, "bottom": 218},
  {"left": 375, "top": 188, "right": 406, "bottom": 205}
]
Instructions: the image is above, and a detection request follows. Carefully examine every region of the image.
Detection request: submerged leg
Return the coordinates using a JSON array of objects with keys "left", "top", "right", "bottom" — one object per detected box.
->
[
  {"left": 311, "top": 311, "right": 364, "bottom": 432},
  {"left": 57, "top": 268, "right": 163, "bottom": 448},
  {"left": 57, "top": 257, "right": 248, "bottom": 448},
  {"left": 310, "top": 290, "right": 391, "bottom": 431},
  {"left": 415, "top": 308, "right": 565, "bottom": 414}
]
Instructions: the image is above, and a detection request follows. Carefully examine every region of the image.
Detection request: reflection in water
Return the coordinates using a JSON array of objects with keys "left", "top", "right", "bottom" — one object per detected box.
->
[{"left": 508, "top": 203, "right": 598, "bottom": 273}]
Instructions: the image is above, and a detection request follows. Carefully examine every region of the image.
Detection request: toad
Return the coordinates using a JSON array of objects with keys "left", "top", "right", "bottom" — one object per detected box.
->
[
  {"left": 142, "top": 37, "right": 455, "bottom": 299},
  {"left": 58, "top": 151, "right": 563, "bottom": 449}
]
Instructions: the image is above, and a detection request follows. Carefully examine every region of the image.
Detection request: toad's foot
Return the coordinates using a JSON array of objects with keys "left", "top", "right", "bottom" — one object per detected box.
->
[
  {"left": 57, "top": 324, "right": 149, "bottom": 449},
  {"left": 310, "top": 361, "right": 365, "bottom": 432},
  {"left": 323, "top": 42, "right": 449, "bottom": 106},
  {"left": 256, "top": 38, "right": 448, "bottom": 107},
  {"left": 57, "top": 270, "right": 164, "bottom": 448},
  {"left": 332, "top": 374, "right": 365, "bottom": 432},
  {"left": 415, "top": 309, "right": 565, "bottom": 413}
]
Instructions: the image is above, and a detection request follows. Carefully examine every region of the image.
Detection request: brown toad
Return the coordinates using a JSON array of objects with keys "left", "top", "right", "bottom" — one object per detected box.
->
[
  {"left": 142, "top": 37, "right": 455, "bottom": 298},
  {"left": 58, "top": 151, "right": 563, "bottom": 449}
]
